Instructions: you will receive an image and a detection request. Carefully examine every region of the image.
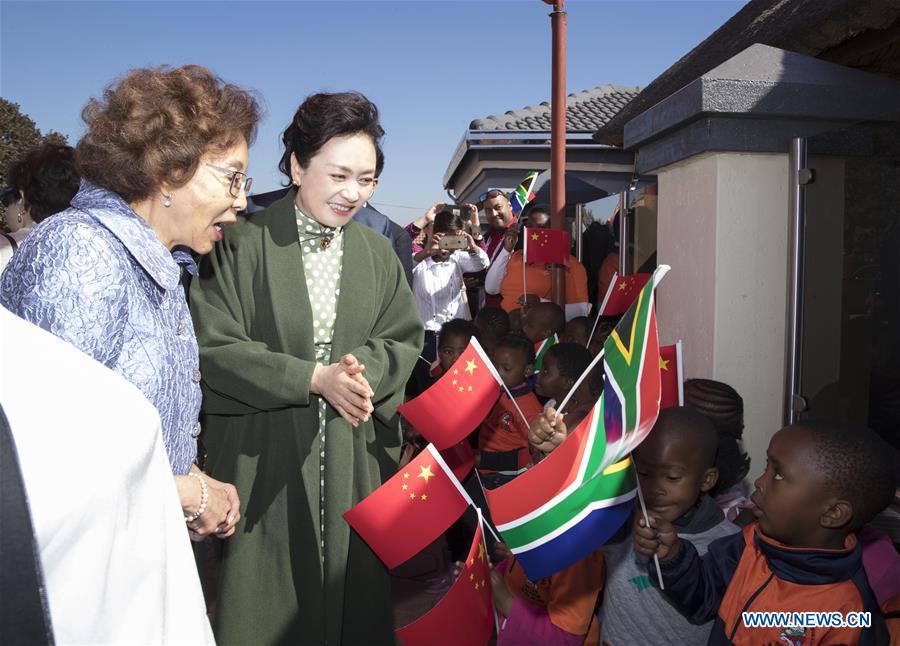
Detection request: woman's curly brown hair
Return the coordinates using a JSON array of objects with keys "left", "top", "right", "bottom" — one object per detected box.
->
[{"left": 76, "top": 65, "right": 260, "bottom": 203}]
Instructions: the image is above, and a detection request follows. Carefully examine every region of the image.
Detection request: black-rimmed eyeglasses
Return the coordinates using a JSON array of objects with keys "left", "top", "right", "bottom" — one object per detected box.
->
[{"left": 206, "top": 164, "right": 252, "bottom": 198}]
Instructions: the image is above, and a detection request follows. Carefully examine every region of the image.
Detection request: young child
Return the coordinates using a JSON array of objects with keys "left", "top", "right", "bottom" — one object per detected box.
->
[
  {"left": 535, "top": 342, "right": 596, "bottom": 419},
  {"left": 435, "top": 318, "right": 479, "bottom": 376},
  {"left": 634, "top": 422, "right": 896, "bottom": 645},
  {"left": 490, "top": 343, "right": 604, "bottom": 646},
  {"left": 401, "top": 318, "right": 479, "bottom": 464},
  {"left": 560, "top": 316, "right": 591, "bottom": 348},
  {"left": 411, "top": 209, "right": 489, "bottom": 393},
  {"left": 491, "top": 543, "right": 605, "bottom": 646},
  {"left": 521, "top": 302, "right": 566, "bottom": 348},
  {"left": 474, "top": 306, "right": 510, "bottom": 356},
  {"left": 587, "top": 316, "right": 617, "bottom": 358},
  {"left": 600, "top": 407, "right": 740, "bottom": 645},
  {"left": 684, "top": 378, "right": 752, "bottom": 525},
  {"left": 478, "top": 334, "right": 543, "bottom": 489}
]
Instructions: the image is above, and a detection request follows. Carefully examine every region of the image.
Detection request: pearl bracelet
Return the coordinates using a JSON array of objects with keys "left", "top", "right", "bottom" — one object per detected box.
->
[{"left": 184, "top": 472, "right": 209, "bottom": 523}]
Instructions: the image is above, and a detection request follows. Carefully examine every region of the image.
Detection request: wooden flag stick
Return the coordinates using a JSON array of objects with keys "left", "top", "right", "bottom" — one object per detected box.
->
[
  {"left": 634, "top": 468, "right": 665, "bottom": 590},
  {"left": 586, "top": 272, "right": 618, "bottom": 349},
  {"left": 472, "top": 473, "right": 502, "bottom": 543},
  {"left": 556, "top": 348, "right": 605, "bottom": 417},
  {"left": 417, "top": 355, "right": 432, "bottom": 366},
  {"left": 522, "top": 228, "right": 528, "bottom": 306},
  {"left": 675, "top": 340, "right": 684, "bottom": 406},
  {"left": 476, "top": 338, "right": 532, "bottom": 433},
  {"left": 427, "top": 445, "right": 502, "bottom": 542},
  {"left": 500, "top": 381, "right": 533, "bottom": 432},
  {"left": 475, "top": 505, "right": 502, "bottom": 637}
]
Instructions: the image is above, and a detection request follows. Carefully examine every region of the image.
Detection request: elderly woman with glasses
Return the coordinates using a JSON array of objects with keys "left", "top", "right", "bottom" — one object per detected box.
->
[
  {"left": 0, "top": 65, "right": 260, "bottom": 541},
  {"left": 190, "top": 91, "right": 422, "bottom": 645}
]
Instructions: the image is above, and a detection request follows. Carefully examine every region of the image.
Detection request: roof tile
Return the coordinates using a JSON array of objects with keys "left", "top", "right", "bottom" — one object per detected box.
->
[{"left": 469, "top": 84, "right": 641, "bottom": 131}]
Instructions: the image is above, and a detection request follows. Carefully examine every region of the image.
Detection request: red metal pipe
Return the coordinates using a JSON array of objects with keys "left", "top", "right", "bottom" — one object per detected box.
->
[{"left": 549, "top": 0, "right": 567, "bottom": 306}]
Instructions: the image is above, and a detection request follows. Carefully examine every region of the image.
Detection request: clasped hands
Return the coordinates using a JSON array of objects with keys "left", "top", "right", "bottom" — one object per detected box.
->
[{"left": 311, "top": 354, "right": 375, "bottom": 427}]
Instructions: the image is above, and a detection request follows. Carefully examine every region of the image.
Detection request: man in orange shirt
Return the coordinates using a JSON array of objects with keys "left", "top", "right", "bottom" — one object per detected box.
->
[
  {"left": 497, "top": 254, "right": 590, "bottom": 320},
  {"left": 484, "top": 204, "right": 590, "bottom": 320}
]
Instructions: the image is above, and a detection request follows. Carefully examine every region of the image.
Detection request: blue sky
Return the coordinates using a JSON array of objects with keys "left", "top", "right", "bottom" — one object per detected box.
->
[{"left": 1, "top": 0, "right": 745, "bottom": 223}]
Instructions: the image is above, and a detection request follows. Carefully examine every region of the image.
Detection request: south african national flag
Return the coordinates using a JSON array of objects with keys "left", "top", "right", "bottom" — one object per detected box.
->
[
  {"left": 600, "top": 265, "right": 668, "bottom": 470},
  {"left": 533, "top": 334, "right": 558, "bottom": 372},
  {"left": 510, "top": 171, "right": 539, "bottom": 216},
  {"left": 484, "top": 265, "right": 668, "bottom": 580}
]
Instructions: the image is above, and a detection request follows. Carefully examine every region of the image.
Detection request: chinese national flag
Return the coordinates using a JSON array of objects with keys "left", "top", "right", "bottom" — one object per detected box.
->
[
  {"left": 395, "top": 510, "right": 493, "bottom": 646},
  {"left": 399, "top": 339, "right": 502, "bottom": 450},
  {"left": 524, "top": 227, "right": 570, "bottom": 266},
  {"left": 441, "top": 441, "right": 475, "bottom": 482},
  {"left": 598, "top": 272, "right": 652, "bottom": 316},
  {"left": 659, "top": 341, "right": 684, "bottom": 409},
  {"left": 344, "top": 444, "right": 471, "bottom": 569}
]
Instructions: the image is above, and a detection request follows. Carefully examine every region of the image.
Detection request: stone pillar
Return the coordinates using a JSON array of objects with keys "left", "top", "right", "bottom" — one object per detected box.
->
[{"left": 656, "top": 152, "right": 790, "bottom": 475}]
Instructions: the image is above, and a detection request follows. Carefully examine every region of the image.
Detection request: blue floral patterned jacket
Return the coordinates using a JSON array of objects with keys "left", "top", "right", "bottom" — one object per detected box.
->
[{"left": 0, "top": 182, "right": 201, "bottom": 474}]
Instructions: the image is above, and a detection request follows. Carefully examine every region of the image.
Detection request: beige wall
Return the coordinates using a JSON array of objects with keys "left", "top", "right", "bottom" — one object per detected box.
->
[
  {"left": 656, "top": 152, "right": 790, "bottom": 477},
  {"left": 633, "top": 192, "right": 658, "bottom": 272},
  {"left": 656, "top": 153, "right": 719, "bottom": 379}
]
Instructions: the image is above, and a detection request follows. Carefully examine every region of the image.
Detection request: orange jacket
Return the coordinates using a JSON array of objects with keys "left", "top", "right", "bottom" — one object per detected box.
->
[
  {"left": 499, "top": 252, "right": 589, "bottom": 313},
  {"left": 655, "top": 523, "right": 889, "bottom": 645}
]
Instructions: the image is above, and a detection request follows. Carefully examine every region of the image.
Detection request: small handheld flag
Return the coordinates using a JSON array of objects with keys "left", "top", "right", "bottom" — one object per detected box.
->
[
  {"left": 510, "top": 171, "right": 539, "bottom": 216},
  {"left": 659, "top": 341, "right": 684, "bottom": 409},
  {"left": 597, "top": 272, "right": 652, "bottom": 317},
  {"left": 523, "top": 227, "right": 570, "bottom": 266},
  {"left": 533, "top": 334, "right": 559, "bottom": 372},
  {"left": 399, "top": 339, "right": 503, "bottom": 450},
  {"left": 485, "top": 265, "right": 670, "bottom": 580},
  {"left": 344, "top": 444, "right": 471, "bottom": 569},
  {"left": 486, "top": 399, "right": 638, "bottom": 581},
  {"left": 395, "top": 508, "right": 494, "bottom": 646}
]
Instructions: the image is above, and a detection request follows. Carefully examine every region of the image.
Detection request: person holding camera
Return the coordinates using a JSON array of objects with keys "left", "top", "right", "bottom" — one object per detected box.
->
[
  {"left": 411, "top": 207, "right": 489, "bottom": 392},
  {"left": 407, "top": 201, "right": 481, "bottom": 259}
]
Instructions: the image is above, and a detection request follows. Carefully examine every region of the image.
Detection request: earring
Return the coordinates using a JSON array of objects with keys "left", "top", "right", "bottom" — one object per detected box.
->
[
  {"left": 16, "top": 212, "right": 23, "bottom": 224},
  {"left": 163, "top": 194, "right": 172, "bottom": 208},
  {"left": 293, "top": 180, "right": 300, "bottom": 187}
]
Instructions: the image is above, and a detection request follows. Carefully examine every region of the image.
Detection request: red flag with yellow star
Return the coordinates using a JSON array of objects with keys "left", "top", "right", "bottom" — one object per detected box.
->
[
  {"left": 395, "top": 509, "right": 494, "bottom": 646},
  {"left": 523, "top": 226, "right": 570, "bottom": 265},
  {"left": 344, "top": 444, "right": 472, "bottom": 569},
  {"left": 597, "top": 272, "right": 652, "bottom": 316},
  {"left": 659, "top": 340, "right": 684, "bottom": 409},
  {"left": 398, "top": 338, "right": 503, "bottom": 450}
]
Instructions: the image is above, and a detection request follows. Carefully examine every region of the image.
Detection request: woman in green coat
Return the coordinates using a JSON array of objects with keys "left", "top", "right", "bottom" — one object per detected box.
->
[{"left": 190, "top": 92, "right": 423, "bottom": 645}]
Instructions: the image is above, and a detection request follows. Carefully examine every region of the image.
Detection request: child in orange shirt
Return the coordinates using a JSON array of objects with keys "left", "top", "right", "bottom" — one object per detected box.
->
[
  {"left": 492, "top": 547, "right": 604, "bottom": 646},
  {"left": 477, "top": 334, "right": 543, "bottom": 490}
]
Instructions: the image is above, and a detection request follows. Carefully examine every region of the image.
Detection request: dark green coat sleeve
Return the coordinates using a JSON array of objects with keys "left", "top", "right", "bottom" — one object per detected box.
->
[
  {"left": 190, "top": 226, "right": 317, "bottom": 415},
  {"left": 343, "top": 234, "right": 423, "bottom": 425}
]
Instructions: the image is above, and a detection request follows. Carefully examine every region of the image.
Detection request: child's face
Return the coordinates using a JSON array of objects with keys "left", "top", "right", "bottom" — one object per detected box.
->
[
  {"left": 634, "top": 430, "right": 718, "bottom": 523},
  {"left": 508, "top": 309, "right": 523, "bottom": 334},
  {"left": 492, "top": 346, "right": 532, "bottom": 388},
  {"left": 536, "top": 353, "right": 571, "bottom": 402},
  {"left": 751, "top": 427, "right": 836, "bottom": 548},
  {"left": 521, "top": 313, "right": 545, "bottom": 344},
  {"left": 561, "top": 323, "right": 589, "bottom": 347},
  {"left": 438, "top": 332, "right": 470, "bottom": 372}
]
